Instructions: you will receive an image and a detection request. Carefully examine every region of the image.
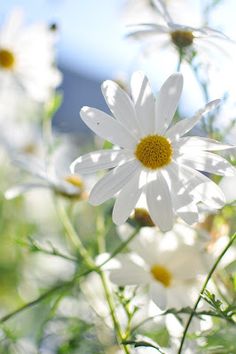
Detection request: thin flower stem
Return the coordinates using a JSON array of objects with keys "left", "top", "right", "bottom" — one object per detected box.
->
[
  {"left": 96, "top": 211, "right": 131, "bottom": 354},
  {"left": 99, "top": 270, "right": 130, "bottom": 354},
  {"left": 178, "top": 233, "right": 236, "bottom": 354},
  {"left": 56, "top": 200, "right": 95, "bottom": 269},
  {"left": 177, "top": 48, "right": 183, "bottom": 72}
]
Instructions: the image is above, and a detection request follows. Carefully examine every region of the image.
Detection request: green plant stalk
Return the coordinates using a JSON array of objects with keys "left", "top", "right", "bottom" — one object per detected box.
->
[
  {"left": 56, "top": 200, "right": 95, "bottom": 269},
  {"left": 96, "top": 212, "right": 131, "bottom": 354},
  {"left": 0, "top": 226, "right": 140, "bottom": 325},
  {"left": 178, "top": 233, "right": 236, "bottom": 354}
]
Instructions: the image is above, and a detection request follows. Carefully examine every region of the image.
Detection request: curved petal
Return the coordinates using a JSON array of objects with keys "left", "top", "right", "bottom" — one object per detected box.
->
[
  {"left": 146, "top": 171, "right": 174, "bottom": 231},
  {"left": 71, "top": 149, "right": 133, "bottom": 174},
  {"left": 176, "top": 202, "right": 200, "bottom": 225},
  {"left": 150, "top": 282, "right": 167, "bottom": 310},
  {"left": 89, "top": 160, "right": 140, "bottom": 206},
  {"left": 130, "top": 71, "right": 155, "bottom": 136},
  {"left": 177, "top": 164, "right": 225, "bottom": 209},
  {"left": 174, "top": 136, "right": 234, "bottom": 152},
  {"left": 112, "top": 169, "right": 142, "bottom": 225},
  {"left": 80, "top": 106, "right": 137, "bottom": 149},
  {"left": 126, "top": 23, "right": 169, "bottom": 39},
  {"left": 5, "top": 183, "right": 49, "bottom": 199},
  {"left": 178, "top": 151, "right": 236, "bottom": 176},
  {"left": 166, "top": 99, "right": 221, "bottom": 141},
  {"left": 155, "top": 73, "right": 183, "bottom": 134},
  {"left": 109, "top": 255, "right": 151, "bottom": 286},
  {"left": 101, "top": 80, "right": 141, "bottom": 139}
]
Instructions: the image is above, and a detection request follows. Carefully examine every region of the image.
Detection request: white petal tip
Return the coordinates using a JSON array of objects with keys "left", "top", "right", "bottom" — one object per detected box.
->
[{"left": 80, "top": 106, "right": 90, "bottom": 114}]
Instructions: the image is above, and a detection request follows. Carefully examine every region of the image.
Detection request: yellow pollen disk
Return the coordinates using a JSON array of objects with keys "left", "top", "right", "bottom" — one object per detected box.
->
[
  {"left": 65, "top": 175, "right": 84, "bottom": 189},
  {"left": 151, "top": 264, "right": 172, "bottom": 288},
  {"left": 0, "top": 49, "right": 15, "bottom": 70},
  {"left": 135, "top": 135, "right": 173, "bottom": 169},
  {"left": 170, "top": 30, "right": 194, "bottom": 48}
]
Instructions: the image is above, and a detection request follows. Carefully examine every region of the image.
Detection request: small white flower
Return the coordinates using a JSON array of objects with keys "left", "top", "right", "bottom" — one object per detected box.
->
[
  {"left": 108, "top": 228, "right": 210, "bottom": 310},
  {"left": 5, "top": 152, "right": 85, "bottom": 200},
  {"left": 71, "top": 71, "right": 235, "bottom": 231},
  {"left": 0, "top": 8, "right": 61, "bottom": 101}
]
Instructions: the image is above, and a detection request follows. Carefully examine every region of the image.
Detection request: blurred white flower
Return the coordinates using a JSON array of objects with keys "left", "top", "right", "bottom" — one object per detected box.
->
[
  {"left": 5, "top": 150, "right": 85, "bottom": 200},
  {"left": 0, "top": 8, "right": 61, "bottom": 101},
  {"left": 108, "top": 226, "right": 210, "bottom": 310},
  {"left": 72, "top": 71, "right": 234, "bottom": 231},
  {"left": 126, "top": 0, "right": 233, "bottom": 66}
]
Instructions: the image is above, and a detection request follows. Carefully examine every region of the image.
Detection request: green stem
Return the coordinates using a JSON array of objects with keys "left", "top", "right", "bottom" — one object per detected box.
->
[
  {"left": 177, "top": 48, "right": 183, "bottom": 72},
  {"left": 56, "top": 200, "right": 95, "bottom": 269},
  {"left": 99, "top": 271, "right": 130, "bottom": 354},
  {"left": 96, "top": 212, "right": 131, "bottom": 354},
  {"left": 178, "top": 233, "right": 236, "bottom": 354},
  {"left": 0, "top": 226, "right": 140, "bottom": 327}
]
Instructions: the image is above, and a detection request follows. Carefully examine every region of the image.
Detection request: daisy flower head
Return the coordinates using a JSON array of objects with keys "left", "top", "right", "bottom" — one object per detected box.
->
[
  {"left": 126, "top": 0, "right": 232, "bottom": 65},
  {"left": 71, "top": 71, "right": 235, "bottom": 231},
  {"left": 5, "top": 152, "right": 86, "bottom": 201},
  {"left": 108, "top": 227, "right": 210, "bottom": 310},
  {"left": 0, "top": 8, "right": 61, "bottom": 102}
]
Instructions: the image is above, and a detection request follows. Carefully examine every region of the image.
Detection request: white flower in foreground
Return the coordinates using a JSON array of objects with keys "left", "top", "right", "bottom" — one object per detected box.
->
[
  {"left": 108, "top": 227, "right": 210, "bottom": 310},
  {"left": 126, "top": 0, "right": 232, "bottom": 63},
  {"left": 0, "top": 8, "right": 61, "bottom": 101},
  {"left": 5, "top": 153, "right": 85, "bottom": 200},
  {"left": 71, "top": 71, "right": 235, "bottom": 231}
]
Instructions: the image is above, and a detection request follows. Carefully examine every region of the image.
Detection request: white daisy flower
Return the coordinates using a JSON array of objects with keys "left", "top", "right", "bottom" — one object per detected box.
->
[
  {"left": 126, "top": 0, "right": 232, "bottom": 63},
  {"left": 108, "top": 227, "right": 210, "bottom": 310},
  {"left": 71, "top": 71, "right": 235, "bottom": 231},
  {"left": 0, "top": 8, "right": 61, "bottom": 101},
  {"left": 5, "top": 152, "right": 85, "bottom": 200}
]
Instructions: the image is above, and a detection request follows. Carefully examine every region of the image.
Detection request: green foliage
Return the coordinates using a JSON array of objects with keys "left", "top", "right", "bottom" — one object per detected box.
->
[{"left": 201, "top": 290, "right": 236, "bottom": 324}]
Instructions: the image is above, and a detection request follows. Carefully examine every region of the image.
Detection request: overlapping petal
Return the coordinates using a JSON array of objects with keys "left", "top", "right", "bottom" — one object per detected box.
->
[
  {"left": 146, "top": 171, "right": 174, "bottom": 231},
  {"left": 155, "top": 73, "right": 183, "bottom": 134},
  {"left": 89, "top": 160, "right": 140, "bottom": 206},
  {"left": 71, "top": 149, "right": 133, "bottom": 175},
  {"left": 80, "top": 107, "right": 137, "bottom": 149},
  {"left": 130, "top": 71, "right": 155, "bottom": 136}
]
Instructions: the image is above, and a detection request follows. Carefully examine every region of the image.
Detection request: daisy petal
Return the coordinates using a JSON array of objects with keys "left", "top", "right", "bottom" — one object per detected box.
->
[
  {"left": 80, "top": 106, "right": 137, "bottom": 149},
  {"left": 166, "top": 99, "right": 221, "bottom": 141},
  {"left": 155, "top": 73, "right": 183, "bottom": 134},
  {"left": 176, "top": 203, "right": 200, "bottom": 225},
  {"left": 174, "top": 136, "right": 234, "bottom": 152},
  {"left": 101, "top": 80, "right": 141, "bottom": 138},
  {"left": 178, "top": 151, "right": 236, "bottom": 176},
  {"left": 150, "top": 282, "right": 167, "bottom": 310},
  {"left": 146, "top": 172, "right": 174, "bottom": 231},
  {"left": 130, "top": 71, "right": 155, "bottom": 136},
  {"left": 177, "top": 164, "right": 225, "bottom": 208},
  {"left": 89, "top": 160, "right": 140, "bottom": 206},
  {"left": 112, "top": 169, "right": 142, "bottom": 225},
  {"left": 5, "top": 183, "right": 49, "bottom": 199},
  {"left": 70, "top": 149, "right": 133, "bottom": 174},
  {"left": 109, "top": 255, "right": 151, "bottom": 286}
]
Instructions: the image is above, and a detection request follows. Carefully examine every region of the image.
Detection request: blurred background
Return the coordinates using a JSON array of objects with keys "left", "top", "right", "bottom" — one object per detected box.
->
[{"left": 1, "top": 0, "right": 236, "bottom": 136}]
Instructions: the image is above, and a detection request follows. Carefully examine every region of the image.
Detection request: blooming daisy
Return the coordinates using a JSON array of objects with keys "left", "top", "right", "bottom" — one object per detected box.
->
[
  {"left": 126, "top": 0, "right": 232, "bottom": 64},
  {"left": 71, "top": 71, "right": 235, "bottom": 231},
  {"left": 0, "top": 8, "right": 61, "bottom": 101},
  {"left": 108, "top": 226, "right": 210, "bottom": 310},
  {"left": 5, "top": 151, "right": 85, "bottom": 200}
]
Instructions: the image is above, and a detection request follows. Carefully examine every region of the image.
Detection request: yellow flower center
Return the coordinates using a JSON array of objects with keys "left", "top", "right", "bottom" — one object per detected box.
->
[
  {"left": 0, "top": 49, "right": 15, "bottom": 70},
  {"left": 151, "top": 264, "right": 172, "bottom": 288},
  {"left": 170, "top": 30, "right": 194, "bottom": 48},
  {"left": 65, "top": 175, "right": 84, "bottom": 189},
  {"left": 135, "top": 135, "right": 173, "bottom": 169}
]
